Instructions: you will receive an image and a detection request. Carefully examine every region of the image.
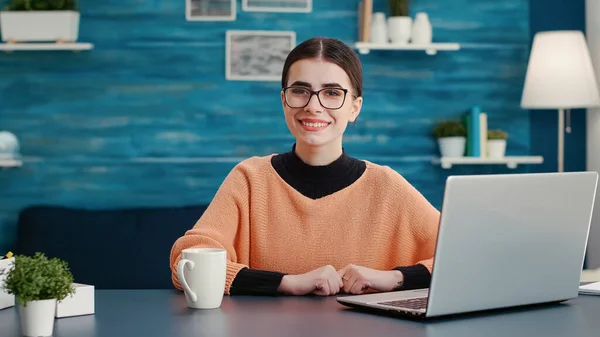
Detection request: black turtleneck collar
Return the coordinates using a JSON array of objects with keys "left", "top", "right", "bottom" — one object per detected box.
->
[{"left": 271, "top": 144, "right": 366, "bottom": 199}]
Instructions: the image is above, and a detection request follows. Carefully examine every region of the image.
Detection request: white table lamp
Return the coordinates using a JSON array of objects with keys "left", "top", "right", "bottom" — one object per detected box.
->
[{"left": 521, "top": 30, "right": 600, "bottom": 172}]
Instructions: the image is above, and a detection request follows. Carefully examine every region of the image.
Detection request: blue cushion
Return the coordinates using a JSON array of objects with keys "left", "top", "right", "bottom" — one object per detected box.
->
[{"left": 15, "top": 204, "right": 207, "bottom": 289}]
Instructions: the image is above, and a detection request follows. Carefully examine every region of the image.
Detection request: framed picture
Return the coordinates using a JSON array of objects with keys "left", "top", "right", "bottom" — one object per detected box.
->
[
  {"left": 226, "top": 30, "right": 296, "bottom": 81},
  {"left": 242, "top": 0, "right": 312, "bottom": 13},
  {"left": 186, "top": 0, "right": 236, "bottom": 21}
]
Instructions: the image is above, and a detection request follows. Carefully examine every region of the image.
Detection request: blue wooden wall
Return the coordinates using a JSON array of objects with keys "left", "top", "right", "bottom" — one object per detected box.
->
[{"left": 0, "top": 0, "right": 532, "bottom": 252}]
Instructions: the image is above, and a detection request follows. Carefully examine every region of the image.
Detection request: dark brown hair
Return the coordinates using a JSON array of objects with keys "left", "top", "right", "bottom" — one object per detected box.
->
[{"left": 281, "top": 37, "right": 363, "bottom": 97}]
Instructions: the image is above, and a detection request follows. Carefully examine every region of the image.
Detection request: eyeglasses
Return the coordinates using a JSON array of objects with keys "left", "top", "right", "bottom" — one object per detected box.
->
[{"left": 283, "top": 86, "right": 351, "bottom": 110}]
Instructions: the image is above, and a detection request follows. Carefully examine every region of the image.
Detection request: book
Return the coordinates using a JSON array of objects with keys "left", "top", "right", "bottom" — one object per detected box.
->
[
  {"left": 360, "top": 0, "right": 372, "bottom": 43},
  {"left": 579, "top": 281, "right": 600, "bottom": 295},
  {"left": 463, "top": 114, "right": 472, "bottom": 156},
  {"left": 358, "top": 1, "right": 364, "bottom": 42},
  {"left": 469, "top": 106, "right": 481, "bottom": 157},
  {"left": 479, "top": 112, "right": 488, "bottom": 157}
]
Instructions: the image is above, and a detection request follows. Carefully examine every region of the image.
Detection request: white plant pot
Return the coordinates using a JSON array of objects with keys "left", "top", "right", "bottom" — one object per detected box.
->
[
  {"left": 0, "top": 11, "right": 80, "bottom": 43},
  {"left": 387, "top": 16, "right": 412, "bottom": 44},
  {"left": 487, "top": 139, "right": 507, "bottom": 158},
  {"left": 18, "top": 299, "right": 56, "bottom": 337},
  {"left": 411, "top": 12, "right": 432, "bottom": 45},
  {"left": 438, "top": 137, "right": 466, "bottom": 157}
]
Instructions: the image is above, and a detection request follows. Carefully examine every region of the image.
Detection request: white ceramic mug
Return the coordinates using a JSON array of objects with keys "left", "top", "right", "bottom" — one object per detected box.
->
[{"left": 177, "top": 248, "right": 227, "bottom": 309}]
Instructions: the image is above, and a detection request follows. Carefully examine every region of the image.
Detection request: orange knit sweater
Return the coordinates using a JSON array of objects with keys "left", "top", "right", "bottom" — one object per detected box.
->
[{"left": 170, "top": 155, "right": 440, "bottom": 295}]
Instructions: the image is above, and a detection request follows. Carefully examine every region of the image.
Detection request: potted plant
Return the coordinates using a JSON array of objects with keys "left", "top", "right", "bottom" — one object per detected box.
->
[
  {"left": 387, "top": 0, "right": 412, "bottom": 44},
  {"left": 487, "top": 129, "right": 508, "bottom": 158},
  {"left": 0, "top": 0, "right": 80, "bottom": 43},
  {"left": 432, "top": 120, "right": 467, "bottom": 157},
  {"left": 1, "top": 252, "right": 75, "bottom": 337}
]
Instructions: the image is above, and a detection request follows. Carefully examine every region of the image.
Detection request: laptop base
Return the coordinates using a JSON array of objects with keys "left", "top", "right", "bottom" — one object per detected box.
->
[{"left": 337, "top": 296, "right": 571, "bottom": 321}]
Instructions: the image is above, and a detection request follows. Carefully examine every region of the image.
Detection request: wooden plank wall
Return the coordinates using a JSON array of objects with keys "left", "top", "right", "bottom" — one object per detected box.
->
[{"left": 0, "top": 0, "right": 531, "bottom": 251}]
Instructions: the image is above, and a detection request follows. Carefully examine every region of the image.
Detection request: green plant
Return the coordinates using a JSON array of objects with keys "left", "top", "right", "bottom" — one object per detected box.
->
[
  {"left": 432, "top": 120, "right": 466, "bottom": 138},
  {"left": 3, "top": 0, "right": 78, "bottom": 11},
  {"left": 487, "top": 129, "right": 508, "bottom": 140},
  {"left": 0, "top": 252, "right": 75, "bottom": 307},
  {"left": 388, "top": 0, "right": 410, "bottom": 16}
]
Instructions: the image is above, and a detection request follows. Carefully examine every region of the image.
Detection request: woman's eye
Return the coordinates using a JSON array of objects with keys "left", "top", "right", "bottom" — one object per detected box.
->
[{"left": 291, "top": 88, "right": 308, "bottom": 95}]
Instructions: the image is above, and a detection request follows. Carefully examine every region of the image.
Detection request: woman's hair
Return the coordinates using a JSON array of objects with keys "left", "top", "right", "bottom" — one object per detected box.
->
[{"left": 281, "top": 37, "right": 363, "bottom": 97}]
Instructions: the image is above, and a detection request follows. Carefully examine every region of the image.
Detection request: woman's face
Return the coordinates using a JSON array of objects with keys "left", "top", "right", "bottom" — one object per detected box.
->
[{"left": 281, "top": 58, "right": 362, "bottom": 150}]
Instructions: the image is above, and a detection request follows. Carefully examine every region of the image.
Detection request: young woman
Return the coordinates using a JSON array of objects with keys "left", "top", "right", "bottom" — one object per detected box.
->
[{"left": 170, "top": 37, "right": 440, "bottom": 296}]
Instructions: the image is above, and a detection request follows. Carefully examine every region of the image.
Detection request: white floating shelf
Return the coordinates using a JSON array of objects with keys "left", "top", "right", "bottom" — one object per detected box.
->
[
  {"left": 354, "top": 42, "right": 461, "bottom": 55},
  {"left": 0, "top": 42, "right": 93, "bottom": 52},
  {"left": 0, "top": 158, "right": 22, "bottom": 168},
  {"left": 433, "top": 156, "right": 544, "bottom": 169}
]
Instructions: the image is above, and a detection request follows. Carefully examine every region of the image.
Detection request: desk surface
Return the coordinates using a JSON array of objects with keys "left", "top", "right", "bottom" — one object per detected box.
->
[{"left": 1, "top": 289, "right": 599, "bottom": 337}]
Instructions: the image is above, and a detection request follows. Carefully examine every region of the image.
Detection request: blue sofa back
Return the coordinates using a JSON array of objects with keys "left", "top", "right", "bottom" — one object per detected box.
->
[{"left": 15, "top": 204, "right": 207, "bottom": 289}]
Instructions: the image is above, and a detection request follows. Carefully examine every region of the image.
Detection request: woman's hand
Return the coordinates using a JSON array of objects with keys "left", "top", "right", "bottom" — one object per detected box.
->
[
  {"left": 338, "top": 264, "right": 404, "bottom": 295},
  {"left": 277, "top": 265, "right": 344, "bottom": 296}
]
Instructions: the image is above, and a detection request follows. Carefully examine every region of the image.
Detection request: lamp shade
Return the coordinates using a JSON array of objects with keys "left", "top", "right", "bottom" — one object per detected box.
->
[{"left": 521, "top": 30, "right": 600, "bottom": 109}]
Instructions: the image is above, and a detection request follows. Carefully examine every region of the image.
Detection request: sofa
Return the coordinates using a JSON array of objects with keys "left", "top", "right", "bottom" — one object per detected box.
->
[
  {"left": 14, "top": 204, "right": 208, "bottom": 289},
  {"left": 14, "top": 204, "right": 595, "bottom": 288}
]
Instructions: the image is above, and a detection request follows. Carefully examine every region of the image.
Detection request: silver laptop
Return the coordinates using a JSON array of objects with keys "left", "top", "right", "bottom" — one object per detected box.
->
[{"left": 337, "top": 171, "right": 598, "bottom": 319}]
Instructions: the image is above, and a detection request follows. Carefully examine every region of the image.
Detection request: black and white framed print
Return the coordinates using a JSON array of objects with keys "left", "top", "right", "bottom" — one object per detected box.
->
[
  {"left": 186, "top": 0, "right": 236, "bottom": 21},
  {"left": 225, "top": 30, "right": 296, "bottom": 81},
  {"left": 242, "top": 0, "right": 312, "bottom": 13}
]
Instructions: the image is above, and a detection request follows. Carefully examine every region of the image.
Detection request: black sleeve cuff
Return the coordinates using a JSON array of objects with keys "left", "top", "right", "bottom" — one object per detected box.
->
[
  {"left": 394, "top": 264, "right": 431, "bottom": 290},
  {"left": 229, "top": 267, "right": 286, "bottom": 296}
]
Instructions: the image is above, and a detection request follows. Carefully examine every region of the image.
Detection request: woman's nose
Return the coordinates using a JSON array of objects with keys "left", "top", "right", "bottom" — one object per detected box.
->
[{"left": 304, "top": 94, "right": 323, "bottom": 114}]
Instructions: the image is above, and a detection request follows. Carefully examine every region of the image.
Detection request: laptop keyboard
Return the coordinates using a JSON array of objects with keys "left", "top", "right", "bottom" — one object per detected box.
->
[{"left": 378, "top": 297, "right": 428, "bottom": 310}]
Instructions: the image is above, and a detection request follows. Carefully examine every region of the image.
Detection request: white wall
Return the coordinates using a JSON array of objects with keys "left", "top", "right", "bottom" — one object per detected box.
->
[{"left": 586, "top": 0, "right": 600, "bottom": 268}]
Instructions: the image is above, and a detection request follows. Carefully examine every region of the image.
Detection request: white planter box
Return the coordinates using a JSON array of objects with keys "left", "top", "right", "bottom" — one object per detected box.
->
[
  {"left": 0, "top": 10, "right": 80, "bottom": 42},
  {"left": 55, "top": 283, "right": 94, "bottom": 318},
  {"left": 0, "top": 257, "right": 15, "bottom": 310}
]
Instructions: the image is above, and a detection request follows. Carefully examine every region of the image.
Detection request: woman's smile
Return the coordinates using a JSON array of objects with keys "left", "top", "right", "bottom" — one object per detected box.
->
[{"left": 298, "top": 118, "right": 331, "bottom": 131}]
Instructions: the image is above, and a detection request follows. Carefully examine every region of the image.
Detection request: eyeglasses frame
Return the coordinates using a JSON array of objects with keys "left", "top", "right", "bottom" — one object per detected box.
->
[{"left": 282, "top": 86, "right": 356, "bottom": 110}]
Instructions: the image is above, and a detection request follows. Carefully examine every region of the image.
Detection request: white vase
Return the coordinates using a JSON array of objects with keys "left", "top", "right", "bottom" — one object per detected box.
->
[
  {"left": 487, "top": 139, "right": 507, "bottom": 158},
  {"left": 370, "top": 12, "right": 388, "bottom": 44},
  {"left": 411, "top": 12, "right": 432, "bottom": 45},
  {"left": 438, "top": 137, "right": 466, "bottom": 157},
  {"left": 0, "top": 131, "right": 19, "bottom": 160},
  {"left": 18, "top": 299, "right": 56, "bottom": 337},
  {"left": 387, "top": 16, "right": 412, "bottom": 45}
]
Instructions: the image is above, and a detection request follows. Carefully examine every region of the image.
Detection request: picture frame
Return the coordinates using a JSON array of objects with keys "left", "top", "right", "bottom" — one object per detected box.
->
[
  {"left": 242, "top": 0, "right": 312, "bottom": 13},
  {"left": 186, "top": 0, "right": 236, "bottom": 21},
  {"left": 226, "top": 30, "right": 297, "bottom": 81}
]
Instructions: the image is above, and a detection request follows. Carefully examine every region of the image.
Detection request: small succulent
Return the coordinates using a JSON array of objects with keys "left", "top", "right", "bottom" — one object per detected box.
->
[
  {"left": 432, "top": 120, "right": 467, "bottom": 138},
  {"left": 388, "top": 0, "right": 410, "bottom": 17},
  {"left": 3, "top": 0, "right": 78, "bottom": 11},
  {"left": 487, "top": 129, "right": 508, "bottom": 140}
]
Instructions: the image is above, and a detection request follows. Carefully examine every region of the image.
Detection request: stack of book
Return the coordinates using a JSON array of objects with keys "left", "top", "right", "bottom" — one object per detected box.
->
[{"left": 463, "top": 106, "right": 488, "bottom": 158}]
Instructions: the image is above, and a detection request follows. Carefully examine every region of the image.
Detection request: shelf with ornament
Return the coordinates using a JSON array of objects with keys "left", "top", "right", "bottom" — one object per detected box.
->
[
  {"left": 0, "top": 158, "right": 22, "bottom": 168},
  {"left": 355, "top": 8, "right": 459, "bottom": 55}
]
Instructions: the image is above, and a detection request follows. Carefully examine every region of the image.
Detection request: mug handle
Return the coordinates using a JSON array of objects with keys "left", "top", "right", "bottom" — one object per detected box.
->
[{"left": 177, "top": 259, "right": 197, "bottom": 302}]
